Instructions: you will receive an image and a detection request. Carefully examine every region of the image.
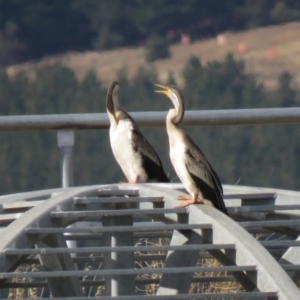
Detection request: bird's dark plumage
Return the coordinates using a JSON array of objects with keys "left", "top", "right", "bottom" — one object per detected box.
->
[{"left": 184, "top": 135, "right": 227, "bottom": 214}]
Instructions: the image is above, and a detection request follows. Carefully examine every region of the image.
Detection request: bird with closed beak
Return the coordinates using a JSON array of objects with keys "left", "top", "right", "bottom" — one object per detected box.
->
[
  {"left": 106, "top": 81, "right": 169, "bottom": 184},
  {"left": 155, "top": 84, "right": 228, "bottom": 214}
]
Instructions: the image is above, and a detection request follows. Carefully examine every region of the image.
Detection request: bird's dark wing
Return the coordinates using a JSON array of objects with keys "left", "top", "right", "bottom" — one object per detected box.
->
[
  {"left": 184, "top": 135, "right": 223, "bottom": 193},
  {"left": 129, "top": 117, "right": 169, "bottom": 182},
  {"left": 184, "top": 135, "right": 227, "bottom": 214}
]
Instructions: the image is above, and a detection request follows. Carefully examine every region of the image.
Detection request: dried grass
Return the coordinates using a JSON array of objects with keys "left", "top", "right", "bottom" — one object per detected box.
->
[{"left": 6, "top": 22, "right": 300, "bottom": 89}]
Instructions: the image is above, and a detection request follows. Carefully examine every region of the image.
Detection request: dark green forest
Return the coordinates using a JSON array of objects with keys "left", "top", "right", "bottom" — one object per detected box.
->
[
  {"left": 0, "top": 54, "right": 299, "bottom": 195},
  {"left": 0, "top": 1, "right": 300, "bottom": 194},
  {"left": 1, "top": 0, "right": 300, "bottom": 64}
]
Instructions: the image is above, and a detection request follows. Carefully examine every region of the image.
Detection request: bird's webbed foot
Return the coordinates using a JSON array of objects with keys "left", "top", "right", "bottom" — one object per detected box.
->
[
  {"left": 177, "top": 195, "right": 204, "bottom": 207},
  {"left": 119, "top": 175, "right": 141, "bottom": 184}
]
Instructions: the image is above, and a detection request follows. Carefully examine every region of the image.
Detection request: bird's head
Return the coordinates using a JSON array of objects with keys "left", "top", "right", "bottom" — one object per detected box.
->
[
  {"left": 155, "top": 84, "right": 185, "bottom": 124},
  {"left": 106, "top": 81, "right": 120, "bottom": 124}
]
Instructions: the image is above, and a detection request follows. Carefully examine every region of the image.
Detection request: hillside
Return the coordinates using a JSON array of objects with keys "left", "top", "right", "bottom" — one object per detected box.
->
[{"left": 6, "top": 22, "right": 300, "bottom": 89}]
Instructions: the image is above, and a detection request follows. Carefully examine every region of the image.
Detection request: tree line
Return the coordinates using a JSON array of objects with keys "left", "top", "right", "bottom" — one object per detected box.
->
[
  {"left": 1, "top": 0, "right": 300, "bottom": 64},
  {"left": 0, "top": 54, "right": 299, "bottom": 195}
]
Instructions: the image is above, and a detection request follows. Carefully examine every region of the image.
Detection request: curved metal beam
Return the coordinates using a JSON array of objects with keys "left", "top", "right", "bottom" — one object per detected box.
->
[
  {"left": 0, "top": 183, "right": 300, "bottom": 299},
  {"left": 0, "top": 185, "right": 102, "bottom": 272},
  {"left": 136, "top": 185, "right": 300, "bottom": 300}
]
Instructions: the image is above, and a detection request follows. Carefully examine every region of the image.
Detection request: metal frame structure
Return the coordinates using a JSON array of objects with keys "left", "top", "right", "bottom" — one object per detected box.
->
[
  {"left": 0, "top": 108, "right": 300, "bottom": 299},
  {"left": 0, "top": 183, "right": 300, "bottom": 299}
]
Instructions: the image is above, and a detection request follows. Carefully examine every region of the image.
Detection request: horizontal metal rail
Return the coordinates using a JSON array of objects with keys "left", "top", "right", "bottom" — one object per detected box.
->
[
  {"left": 0, "top": 276, "right": 237, "bottom": 289},
  {"left": 239, "top": 219, "right": 300, "bottom": 228},
  {"left": 0, "top": 292, "right": 279, "bottom": 300},
  {"left": 228, "top": 204, "right": 300, "bottom": 213},
  {"left": 261, "top": 240, "right": 300, "bottom": 247},
  {"left": 4, "top": 243, "right": 236, "bottom": 255},
  {"left": 26, "top": 223, "right": 212, "bottom": 234},
  {"left": 98, "top": 189, "right": 139, "bottom": 196},
  {"left": 224, "top": 193, "right": 277, "bottom": 200},
  {"left": 1, "top": 107, "right": 300, "bottom": 132},
  {"left": 0, "top": 265, "right": 256, "bottom": 279},
  {"left": 73, "top": 196, "right": 164, "bottom": 204},
  {"left": 50, "top": 208, "right": 187, "bottom": 218}
]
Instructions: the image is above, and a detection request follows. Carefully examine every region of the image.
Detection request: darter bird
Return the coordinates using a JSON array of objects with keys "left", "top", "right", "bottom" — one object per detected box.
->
[
  {"left": 106, "top": 81, "right": 169, "bottom": 183},
  {"left": 155, "top": 84, "right": 228, "bottom": 214}
]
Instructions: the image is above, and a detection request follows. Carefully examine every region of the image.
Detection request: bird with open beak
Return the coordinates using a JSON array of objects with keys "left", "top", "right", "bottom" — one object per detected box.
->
[{"left": 155, "top": 84, "right": 228, "bottom": 214}]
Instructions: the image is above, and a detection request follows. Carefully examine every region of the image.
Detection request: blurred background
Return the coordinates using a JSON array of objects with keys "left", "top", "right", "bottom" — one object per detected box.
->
[{"left": 0, "top": 0, "right": 299, "bottom": 195}]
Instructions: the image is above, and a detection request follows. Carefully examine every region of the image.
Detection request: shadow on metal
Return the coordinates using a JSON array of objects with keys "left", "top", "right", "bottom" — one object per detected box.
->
[{"left": 0, "top": 183, "right": 299, "bottom": 299}]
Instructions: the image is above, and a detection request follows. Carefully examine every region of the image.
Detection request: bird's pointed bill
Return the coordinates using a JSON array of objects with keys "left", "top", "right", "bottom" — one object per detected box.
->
[{"left": 154, "top": 84, "right": 171, "bottom": 98}]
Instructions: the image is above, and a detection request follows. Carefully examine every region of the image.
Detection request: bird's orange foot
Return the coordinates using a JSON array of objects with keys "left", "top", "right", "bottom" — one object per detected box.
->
[
  {"left": 177, "top": 195, "right": 204, "bottom": 207},
  {"left": 119, "top": 176, "right": 141, "bottom": 184}
]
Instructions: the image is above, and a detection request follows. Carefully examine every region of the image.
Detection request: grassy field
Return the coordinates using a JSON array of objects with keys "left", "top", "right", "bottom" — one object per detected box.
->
[{"left": 7, "top": 21, "right": 300, "bottom": 89}]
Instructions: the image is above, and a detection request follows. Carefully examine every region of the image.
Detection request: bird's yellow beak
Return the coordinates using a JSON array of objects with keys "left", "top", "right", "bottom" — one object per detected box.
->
[{"left": 154, "top": 84, "right": 171, "bottom": 98}]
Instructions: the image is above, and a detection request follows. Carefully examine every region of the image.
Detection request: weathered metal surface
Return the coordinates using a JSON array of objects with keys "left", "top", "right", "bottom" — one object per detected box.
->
[
  {"left": 4, "top": 243, "right": 236, "bottom": 255},
  {"left": 0, "top": 291, "right": 280, "bottom": 299},
  {"left": 50, "top": 207, "right": 187, "bottom": 219},
  {"left": 2, "top": 200, "right": 43, "bottom": 210},
  {"left": 35, "top": 234, "right": 83, "bottom": 297},
  {"left": 103, "top": 215, "right": 135, "bottom": 296},
  {"left": 25, "top": 223, "right": 212, "bottom": 234},
  {"left": 74, "top": 196, "right": 164, "bottom": 204},
  {"left": 139, "top": 185, "right": 300, "bottom": 299},
  {"left": 57, "top": 130, "right": 75, "bottom": 188},
  {"left": 0, "top": 265, "right": 258, "bottom": 279},
  {"left": 0, "top": 183, "right": 300, "bottom": 299}
]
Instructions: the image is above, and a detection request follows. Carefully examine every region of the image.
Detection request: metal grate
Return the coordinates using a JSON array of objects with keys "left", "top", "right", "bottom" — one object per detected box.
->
[{"left": 0, "top": 183, "right": 300, "bottom": 299}]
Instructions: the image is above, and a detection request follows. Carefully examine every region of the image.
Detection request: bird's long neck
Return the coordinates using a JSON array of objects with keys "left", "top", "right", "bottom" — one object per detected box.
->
[
  {"left": 106, "top": 90, "right": 121, "bottom": 125},
  {"left": 166, "top": 106, "right": 184, "bottom": 142}
]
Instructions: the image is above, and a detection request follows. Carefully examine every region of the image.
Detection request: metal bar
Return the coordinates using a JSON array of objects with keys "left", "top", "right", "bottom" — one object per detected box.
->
[
  {"left": 62, "top": 231, "right": 174, "bottom": 240},
  {"left": 20, "top": 252, "right": 216, "bottom": 265},
  {"left": 240, "top": 220, "right": 300, "bottom": 228},
  {"left": 0, "top": 265, "right": 257, "bottom": 279},
  {"left": 0, "top": 291, "right": 279, "bottom": 300},
  {"left": 4, "top": 243, "right": 236, "bottom": 255},
  {"left": 103, "top": 215, "right": 135, "bottom": 297},
  {"left": 0, "top": 276, "right": 236, "bottom": 288},
  {"left": 281, "top": 264, "right": 300, "bottom": 271},
  {"left": 224, "top": 193, "right": 277, "bottom": 200},
  {"left": 2, "top": 200, "right": 43, "bottom": 210},
  {"left": 50, "top": 208, "right": 187, "bottom": 218},
  {"left": 1, "top": 107, "right": 300, "bottom": 132},
  {"left": 229, "top": 204, "right": 300, "bottom": 213},
  {"left": 26, "top": 223, "right": 212, "bottom": 234},
  {"left": 35, "top": 235, "right": 83, "bottom": 297},
  {"left": 261, "top": 240, "right": 300, "bottom": 247},
  {"left": 158, "top": 230, "right": 202, "bottom": 295},
  {"left": 57, "top": 130, "right": 75, "bottom": 188},
  {"left": 0, "top": 213, "right": 21, "bottom": 224},
  {"left": 98, "top": 189, "right": 139, "bottom": 196},
  {"left": 74, "top": 196, "right": 163, "bottom": 204}
]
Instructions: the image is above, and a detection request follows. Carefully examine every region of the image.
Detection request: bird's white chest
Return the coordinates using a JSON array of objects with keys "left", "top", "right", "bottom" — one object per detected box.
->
[
  {"left": 169, "top": 138, "right": 198, "bottom": 197},
  {"left": 110, "top": 120, "right": 146, "bottom": 182}
]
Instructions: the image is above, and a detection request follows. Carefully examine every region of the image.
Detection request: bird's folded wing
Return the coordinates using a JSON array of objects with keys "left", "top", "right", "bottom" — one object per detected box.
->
[
  {"left": 184, "top": 135, "right": 223, "bottom": 194},
  {"left": 130, "top": 124, "right": 163, "bottom": 167}
]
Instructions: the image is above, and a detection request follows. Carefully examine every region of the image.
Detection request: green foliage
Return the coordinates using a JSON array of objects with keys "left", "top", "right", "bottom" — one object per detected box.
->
[
  {"left": 144, "top": 36, "right": 171, "bottom": 63},
  {"left": 182, "top": 54, "right": 268, "bottom": 110},
  {"left": 0, "top": 56, "right": 300, "bottom": 196}
]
